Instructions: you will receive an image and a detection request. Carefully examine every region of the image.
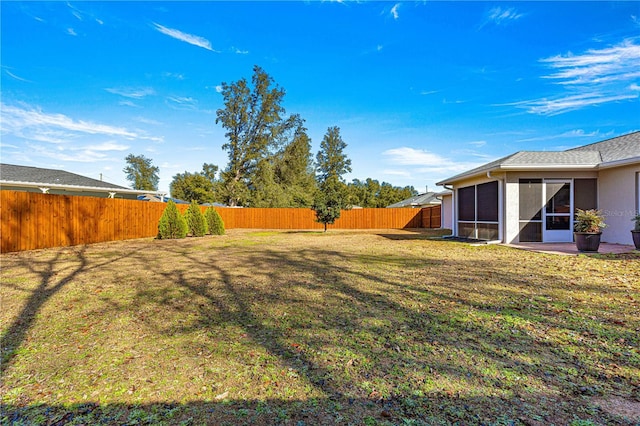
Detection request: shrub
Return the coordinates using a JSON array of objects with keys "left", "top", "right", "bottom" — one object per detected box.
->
[
  {"left": 205, "top": 207, "right": 225, "bottom": 235},
  {"left": 184, "top": 200, "right": 208, "bottom": 237},
  {"left": 574, "top": 208, "right": 606, "bottom": 233},
  {"left": 157, "top": 200, "right": 188, "bottom": 239}
]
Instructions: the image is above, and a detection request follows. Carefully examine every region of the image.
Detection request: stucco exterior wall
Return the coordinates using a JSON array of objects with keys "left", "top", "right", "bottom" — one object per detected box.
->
[
  {"left": 441, "top": 194, "right": 453, "bottom": 230},
  {"left": 598, "top": 164, "right": 640, "bottom": 245},
  {"left": 445, "top": 174, "right": 505, "bottom": 240},
  {"left": 504, "top": 171, "right": 599, "bottom": 244}
]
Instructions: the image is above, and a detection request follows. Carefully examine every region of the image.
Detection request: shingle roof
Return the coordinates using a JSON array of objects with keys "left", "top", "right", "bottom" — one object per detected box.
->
[
  {"left": 437, "top": 131, "right": 640, "bottom": 186},
  {"left": 502, "top": 150, "right": 602, "bottom": 166},
  {"left": 0, "top": 163, "right": 129, "bottom": 190},
  {"left": 387, "top": 191, "right": 441, "bottom": 208},
  {"left": 567, "top": 131, "right": 640, "bottom": 163}
]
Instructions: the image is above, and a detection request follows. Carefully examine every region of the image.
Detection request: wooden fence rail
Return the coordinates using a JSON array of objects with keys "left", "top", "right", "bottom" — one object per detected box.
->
[{"left": 0, "top": 191, "right": 441, "bottom": 253}]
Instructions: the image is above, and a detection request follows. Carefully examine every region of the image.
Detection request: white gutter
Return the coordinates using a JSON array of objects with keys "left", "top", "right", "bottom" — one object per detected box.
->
[
  {"left": 0, "top": 180, "right": 167, "bottom": 197},
  {"left": 597, "top": 156, "right": 640, "bottom": 170}
]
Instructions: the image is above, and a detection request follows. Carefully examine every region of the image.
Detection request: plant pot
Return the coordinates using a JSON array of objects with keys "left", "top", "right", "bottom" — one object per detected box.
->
[
  {"left": 574, "top": 232, "right": 602, "bottom": 252},
  {"left": 632, "top": 230, "right": 640, "bottom": 250}
]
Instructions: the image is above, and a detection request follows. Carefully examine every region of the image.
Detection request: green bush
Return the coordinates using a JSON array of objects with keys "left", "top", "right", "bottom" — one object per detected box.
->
[
  {"left": 184, "top": 200, "right": 208, "bottom": 237},
  {"left": 205, "top": 207, "right": 225, "bottom": 235},
  {"left": 157, "top": 200, "right": 188, "bottom": 239}
]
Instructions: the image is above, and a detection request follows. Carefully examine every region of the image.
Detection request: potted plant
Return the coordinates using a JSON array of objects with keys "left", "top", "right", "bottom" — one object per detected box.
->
[
  {"left": 631, "top": 214, "right": 640, "bottom": 250},
  {"left": 574, "top": 208, "right": 606, "bottom": 252}
]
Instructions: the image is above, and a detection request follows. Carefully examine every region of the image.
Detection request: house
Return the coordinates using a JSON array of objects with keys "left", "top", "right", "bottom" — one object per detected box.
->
[
  {"left": 0, "top": 163, "right": 166, "bottom": 200},
  {"left": 137, "top": 194, "right": 189, "bottom": 204},
  {"left": 386, "top": 191, "right": 442, "bottom": 208},
  {"left": 436, "top": 132, "right": 640, "bottom": 245}
]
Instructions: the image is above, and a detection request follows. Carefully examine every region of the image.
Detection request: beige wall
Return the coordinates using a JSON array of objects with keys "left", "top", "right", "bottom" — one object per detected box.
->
[
  {"left": 441, "top": 194, "right": 453, "bottom": 230},
  {"left": 598, "top": 164, "right": 640, "bottom": 245},
  {"left": 504, "top": 171, "right": 598, "bottom": 244},
  {"left": 436, "top": 164, "right": 639, "bottom": 245}
]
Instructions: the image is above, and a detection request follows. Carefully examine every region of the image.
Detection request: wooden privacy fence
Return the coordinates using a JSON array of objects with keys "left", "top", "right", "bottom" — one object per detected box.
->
[{"left": 0, "top": 190, "right": 441, "bottom": 253}]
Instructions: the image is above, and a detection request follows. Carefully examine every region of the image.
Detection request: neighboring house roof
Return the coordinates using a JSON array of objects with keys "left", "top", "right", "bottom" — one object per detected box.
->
[
  {"left": 138, "top": 194, "right": 190, "bottom": 204},
  {"left": 0, "top": 163, "right": 166, "bottom": 196},
  {"left": 437, "top": 131, "right": 640, "bottom": 186},
  {"left": 387, "top": 191, "right": 441, "bottom": 208}
]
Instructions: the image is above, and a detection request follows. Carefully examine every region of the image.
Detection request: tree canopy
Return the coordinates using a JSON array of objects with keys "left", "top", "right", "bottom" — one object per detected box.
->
[
  {"left": 211, "top": 66, "right": 422, "bottom": 209},
  {"left": 347, "top": 178, "right": 417, "bottom": 208},
  {"left": 313, "top": 126, "right": 352, "bottom": 231},
  {"left": 123, "top": 154, "right": 159, "bottom": 191},
  {"left": 216, "top": 65, "right": 293, "bottom": 206}
]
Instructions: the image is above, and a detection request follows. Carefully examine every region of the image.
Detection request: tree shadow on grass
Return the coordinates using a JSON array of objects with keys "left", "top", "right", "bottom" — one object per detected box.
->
[
  {"left": 1, "top": 246, "right": 138, "bottom": 375},
  {"left": 2, "top": 234, "right": 639, "bottom": 425},
  {"left": 2, "top": 394, "right": 638, "bottom": 425}
]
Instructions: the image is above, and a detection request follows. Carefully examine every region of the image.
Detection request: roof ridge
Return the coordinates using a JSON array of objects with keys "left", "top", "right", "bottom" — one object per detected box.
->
[{"left": 565, "top": 131, "right": 640, "bottom": 152}]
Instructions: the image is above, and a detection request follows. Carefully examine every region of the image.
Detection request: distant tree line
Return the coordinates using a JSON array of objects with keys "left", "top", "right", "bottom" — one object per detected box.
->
[{"left": 123, "top": 66, "right": 417, "bottom": 226}]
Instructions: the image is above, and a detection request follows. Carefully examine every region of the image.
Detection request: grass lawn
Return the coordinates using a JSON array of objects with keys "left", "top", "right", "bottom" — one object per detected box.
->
[{"left": 1, "top": 229, "right": 639, "bottom": 425}]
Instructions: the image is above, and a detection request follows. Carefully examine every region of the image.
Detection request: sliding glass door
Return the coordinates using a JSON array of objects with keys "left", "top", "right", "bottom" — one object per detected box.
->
[{"left": 542, "top": 180, "right": 573, "bottom": 242}]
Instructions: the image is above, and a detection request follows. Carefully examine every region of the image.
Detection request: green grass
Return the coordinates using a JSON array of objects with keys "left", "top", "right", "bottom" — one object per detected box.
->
[{"left": 2, "top": 229, "right": 639, "bottom": 425}]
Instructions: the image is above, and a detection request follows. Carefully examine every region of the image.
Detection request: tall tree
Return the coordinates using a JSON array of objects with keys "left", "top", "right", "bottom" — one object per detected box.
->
[
  {"left": 250, "top": 158, "right": 288, "bottom": 207},
  {"left": 273, "top": 122, "right": 317, "bottom": 207},
  {"left": 313, "top": 126, "right": 352, "bottom": 231},
  {"left": 170, "top": 163, "right": 219, "bottom": 204},
  {"left": 216, "top": 65, "right": 292, "bottom": 206},
  {"left": 123, "top": 154, "right": 159, "bottom": 191}
]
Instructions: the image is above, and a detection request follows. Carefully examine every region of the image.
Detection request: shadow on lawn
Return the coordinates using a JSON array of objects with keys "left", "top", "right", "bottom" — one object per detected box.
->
[
  {"left": 4, "top": 393, "right": 637, "bottom": 425},
  {"left": 2, "top": 234, "right": 638, "bottom": 425},
  {"left": 0, "top": 246, "right": 138, "bottom": 375}
]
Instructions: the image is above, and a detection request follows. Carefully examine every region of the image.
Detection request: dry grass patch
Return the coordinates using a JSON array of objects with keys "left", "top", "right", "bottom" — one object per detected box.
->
[{"left": 2, "top": 229, "right": 639, "bottom": 425}]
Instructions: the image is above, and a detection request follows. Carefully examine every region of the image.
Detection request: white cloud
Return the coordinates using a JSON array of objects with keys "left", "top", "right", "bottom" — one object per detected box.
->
[
  {"left": 26, "top": 141, "right": 131, "bottom": 163},
  {"left": 162, "top": 72, "right": 185, "bottom": 80},
  {"left": 468, "top": 140, "right": 486, "bottom": 147},
  {"left": 66, "top": 28, "right": 77, "bottom": 36},
  {"left": 513, "top": 39, "right": 640, "bottom": 115},
  {"left": 4, "top": 69, "right": 32, "bottom": 83},
  {"left": 540, "top": 40, "right": 640, "bottom": 86},
  {"left": 1, "top": 102, "right": 162, "bottom": 142},
  {"left": 390, "top": 3, "right": 400, "bottom": 20},
  {"left": 515, "top": 92, "right": 636, "bottom": 116},
  {"left": 26, "top": 143, "right": 110, "bottom": 163},
  {"left": 85, "top": 142, "right": 129, "bottom": 151},
  {"left": 166, "top": 96, "right": 198, "bottom": 110},
  {"left": 134, "top": 116, "right": 163, "bottom": 126},
  {"left": 383, "top": 147, "right": 450, "bottom": 166},
  {"left": 516, "top": 129, "right": 609, "bottom": 143},
  {"left": 382, "top": 146, "right": 491, "bottom": 180},
  {"left": 152, "top": 22, "right": 214, "bottom": 51},
  {"left": 118, "top": 100, "right": 139, "bottom": 108},
  {"left": 480, "top": 7, "right": 523, "bottom": 28},
  {"left": 105, "top": 87, "right": 155, "bottom": 99}
]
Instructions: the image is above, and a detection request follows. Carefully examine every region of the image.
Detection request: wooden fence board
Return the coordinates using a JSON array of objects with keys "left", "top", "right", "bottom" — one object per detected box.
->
[{"left": 0, "top": 190, "right": 441, "bottom": 252}]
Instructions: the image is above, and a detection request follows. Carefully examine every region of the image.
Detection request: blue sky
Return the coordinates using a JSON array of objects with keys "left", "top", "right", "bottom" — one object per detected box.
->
[{"left": 2, "top": 1, "right": 639, "bottom": 194}]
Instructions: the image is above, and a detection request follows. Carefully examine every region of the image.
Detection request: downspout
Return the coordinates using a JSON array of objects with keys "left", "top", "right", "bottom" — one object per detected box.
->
[{"left": 487, "top": 171, "right": 505, "bottom": 243}]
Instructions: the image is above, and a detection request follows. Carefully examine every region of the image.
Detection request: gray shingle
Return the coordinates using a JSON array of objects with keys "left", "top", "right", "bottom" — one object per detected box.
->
[
  {"left": 387, "top": 192, "right": 441, "bottom": 208},
  {"left": 0, "top": 164, "right": 129, "bottom": 190},
  {"left": 566, "top": 131, "right": 640, "bottom": 162},
  {"left": 437, "top": 131, "right": 640, "bottom": 185},
  {"left": 503, "top": 150, "right": 602, "bottom": 166}
]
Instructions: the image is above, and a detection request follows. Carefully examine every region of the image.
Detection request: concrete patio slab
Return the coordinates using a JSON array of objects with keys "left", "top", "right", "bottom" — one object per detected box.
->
[{"left": 504, "top": 242, "right": 637, "bottom": 256}]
